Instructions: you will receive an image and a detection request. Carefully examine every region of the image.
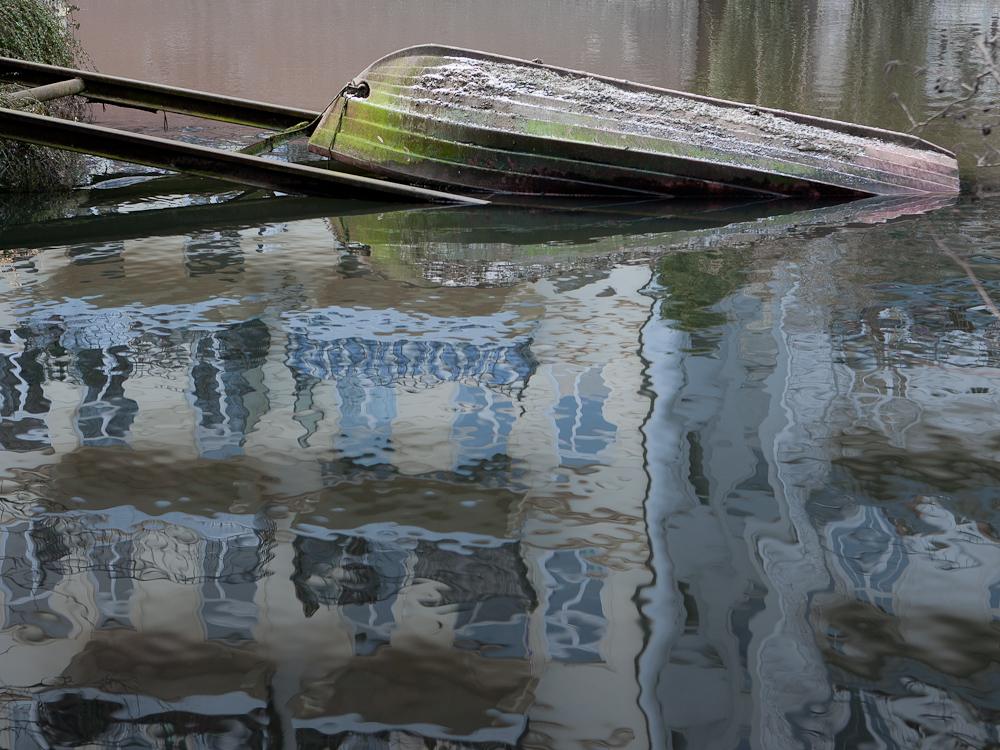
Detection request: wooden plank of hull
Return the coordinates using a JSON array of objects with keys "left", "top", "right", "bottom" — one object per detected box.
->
[{"left": 308, "top": 45, "right": 960, "bottom": 197}]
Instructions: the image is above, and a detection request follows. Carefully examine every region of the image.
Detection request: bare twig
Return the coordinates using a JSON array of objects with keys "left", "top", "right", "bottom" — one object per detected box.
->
[
  {"left": 924, "top": 219, "right": 1000, "bottom": 322},
  {"left": 975, "top": 33, "right": 1000, "bottom": 85},
  {"left": 886, "top": 31, "right": 1000, "bottom": 166}
]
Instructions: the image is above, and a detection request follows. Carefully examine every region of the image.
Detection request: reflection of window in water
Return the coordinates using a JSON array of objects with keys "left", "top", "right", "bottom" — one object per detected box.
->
[
  {"left": 453, "top": 599, "right": 531, "bottom": 660},
  {"left": 74, "top": 347, "right": 138, "bottom": 448},
  {"left": 0, "top": 333, "right": 52, "bottom": 451},
  {"left": 286, "top": 334, "right": 536, "bottom": 464},
  {"left": 189, "top": 320, "right": 269, "bottom": 460},
  {"left": 0, "top": 415, "right": 49, "bottom": 452},
  {"left": 183, "top": 230, "right": 245, "bottom": 278},
  {"left": 90, "top": 537, "right": 136, "bottom": 630},
  {"left": 542, "top": 549, "right": 608, "bottom": 663},
  {"left": 342, "top": 596, "right": 397, "bottom": 656},
  {"left": 200, "top": 533, "right": 267, "bottom": 641},
  {"left": 552, "top": 367, "right": 617, "bottom": 466},
  {"left": 292, "top": 535, "right": 537, "bottom": 659},
  {"left": 335, "top": 378, "right": 396, "bottom": 467},
  {"left": 415, "top": 541, "right": 536, "bottom": 660},
  {"left": 826, "top": 505, "right": 908, "bottom": 616},
  {"left": 452, "top": 383, "right": 517, "bottom": 468},
  {"left": 292, "top": 534, "right": 409, "bottom": 618},
  {"left": 67, "top": 240, "right": 126, "bottom": 274},
  {"left": 0, "top": 521, "right": 73, "bottom": 638}
]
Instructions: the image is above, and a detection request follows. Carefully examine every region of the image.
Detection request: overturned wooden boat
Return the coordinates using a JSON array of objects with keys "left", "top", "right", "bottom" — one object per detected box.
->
[{"left": 308, "top": 45, "right": 960, "bottom": 198}]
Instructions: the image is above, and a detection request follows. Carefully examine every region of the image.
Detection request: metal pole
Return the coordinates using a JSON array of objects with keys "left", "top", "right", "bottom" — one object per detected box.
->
[{"left": 7, "top": 77, "right": 85, "bottom": 102}]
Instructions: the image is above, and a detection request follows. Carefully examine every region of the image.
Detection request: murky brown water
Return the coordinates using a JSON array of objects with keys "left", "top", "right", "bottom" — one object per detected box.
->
[{"left": 2, "top": 1, "right": 1000, "bottom": 748}]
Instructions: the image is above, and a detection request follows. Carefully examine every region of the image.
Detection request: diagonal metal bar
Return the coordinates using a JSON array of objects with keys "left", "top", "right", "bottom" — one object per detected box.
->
[
  {"left": 0, "top": 106, "right": 487, "bottom": 204},
  {"left": 0, "top": 55, "right": 320, "bottom": 131}
]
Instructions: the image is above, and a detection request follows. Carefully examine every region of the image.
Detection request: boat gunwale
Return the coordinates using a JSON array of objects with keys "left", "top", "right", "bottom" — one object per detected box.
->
[{"left": 349, "top": 44, "right": 958, "bottom": 162}]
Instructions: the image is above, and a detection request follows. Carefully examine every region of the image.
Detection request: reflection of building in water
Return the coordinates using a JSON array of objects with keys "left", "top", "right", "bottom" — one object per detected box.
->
[
  {"left": 0, "top": 498, "right": 634, "bottom": 746},
  {"left": 1, "top": 316, "right": 270, "bottom": 460},
  {"left": 285, "top": 323, "right": 537, "bottom": 470},
  {"left": 639, "top": 228, "right": 1000, "bottom": 749},
  {"left": 808, "top": 494, "right": 1000, "bottom": 750},
  {"left": 0, "top": 239, "right": 654, "bottom": 749},
  {"left": 0, "top": 508, "right": 540, "bottom": 747}
]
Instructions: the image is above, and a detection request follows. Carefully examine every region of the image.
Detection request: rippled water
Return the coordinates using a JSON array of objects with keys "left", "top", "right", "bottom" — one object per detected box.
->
[{"left": 2, "top": 1, "right": 1000, "bottom": 749}]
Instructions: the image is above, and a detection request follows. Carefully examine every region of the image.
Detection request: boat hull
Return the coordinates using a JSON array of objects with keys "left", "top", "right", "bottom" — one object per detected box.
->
[{"left": 308, "top": 45, "right": 960, "bottom": 198}]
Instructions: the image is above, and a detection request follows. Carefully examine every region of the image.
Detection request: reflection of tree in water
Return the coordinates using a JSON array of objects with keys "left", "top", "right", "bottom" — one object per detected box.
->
[
  {"left": 292, "top": 535, "right": 536, "bottom": 613},
  {"left": 829, "top": 436, "right": 1000, "bottom": 534},
  {"left": 842, "top": 296, "right": 1000, "bottom": 370},
  {"left": 698, "top": 0, "right": 939, "bottom": 130},
  {"left": 33, "top": 692, "right": 272, "bottom": 750},
  {"left": 36, "top": 694, "right": 124, "bottom": 750},
  {"left": 414, "top": 540, "right": 536, "bottom": 611},
  {"left": 811, "top": 589, "right": 1000, "bottom": 749},
  {"left": 806, "top": 436, "right": 1000, "bottom": 746},
  {"left": 649, "top": 249, "right": 748, "bottom": 350},
  {"left": 292, "top": 535, "right": 538, "bottom": 664}
]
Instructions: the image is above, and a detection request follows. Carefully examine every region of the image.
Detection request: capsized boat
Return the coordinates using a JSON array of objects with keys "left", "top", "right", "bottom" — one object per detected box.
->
[{"left": 308, "top": 45, "right": 960, "bottom": 198}]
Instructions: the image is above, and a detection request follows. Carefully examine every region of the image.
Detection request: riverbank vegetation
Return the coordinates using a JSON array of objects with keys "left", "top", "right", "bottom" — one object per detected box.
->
[{"left": 0, "top": 0, "right": 89, "bottom": 193}]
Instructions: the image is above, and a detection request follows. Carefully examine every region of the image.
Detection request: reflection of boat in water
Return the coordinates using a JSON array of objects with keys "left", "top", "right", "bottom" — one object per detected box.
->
[
  {"left": 308, "top": 45, "right": 960, "bottom": 198},
  {"left": 2, "top": 183, "right": 955, "bottom": 287},
  {"left": 327, "top": 194, "right": 957, "bottom": 286}
]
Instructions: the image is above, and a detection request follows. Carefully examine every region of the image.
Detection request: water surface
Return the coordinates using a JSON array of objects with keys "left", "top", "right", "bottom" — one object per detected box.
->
[{"left": 2, "top": 1, "right": 1000, "bottom": 748}]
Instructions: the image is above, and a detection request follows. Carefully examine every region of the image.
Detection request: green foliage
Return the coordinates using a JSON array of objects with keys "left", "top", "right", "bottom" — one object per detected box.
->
[
  {"left": 0, "top": 0, "right": 81, "bottom": 65},
  {"left": 654, "top": 250, "right": 748, "bottom": 332},
  {"left": 0, "top": 0, "right": 89, "bottom": 194}
]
